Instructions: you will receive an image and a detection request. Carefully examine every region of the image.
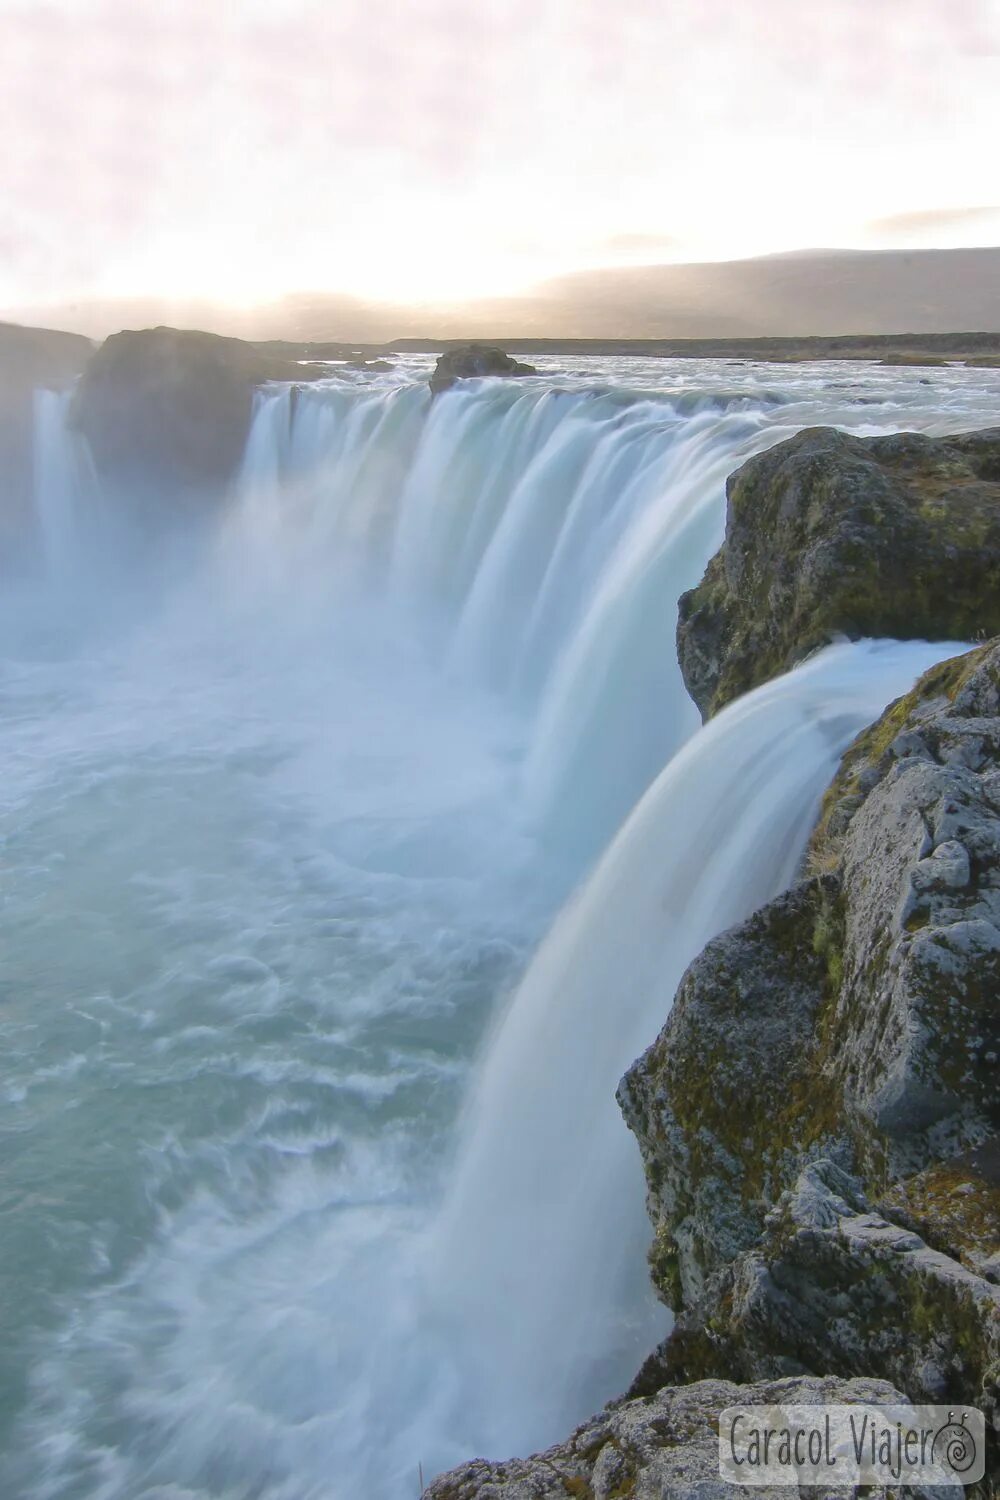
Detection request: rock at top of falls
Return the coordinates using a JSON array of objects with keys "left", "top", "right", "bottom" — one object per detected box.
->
[
  {"left": 677, "top": 424, "right": 1000, "bottom": 718},
  {"left": 70, "top": 326, "right": 337, "bottom": 511},
  {"left": 429, "top": 344, "right": 538, "bottom": 395}
]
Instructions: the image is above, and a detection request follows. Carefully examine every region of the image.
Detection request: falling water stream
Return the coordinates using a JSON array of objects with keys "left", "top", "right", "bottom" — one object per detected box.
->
[{"left": 1, "top": 355, "right": 995, "bottom": 1498}]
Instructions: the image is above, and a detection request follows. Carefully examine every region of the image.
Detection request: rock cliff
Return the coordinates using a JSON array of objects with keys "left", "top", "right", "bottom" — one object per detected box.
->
[
  {"left": 677, "top": 426, "right": 1000, "bottom": 718},
  {"left": 70, "top": 326, "right": 328, "bottom": 513},
  {"left": 425, "top": 1374, "right": 913, "bottom": 1500}
]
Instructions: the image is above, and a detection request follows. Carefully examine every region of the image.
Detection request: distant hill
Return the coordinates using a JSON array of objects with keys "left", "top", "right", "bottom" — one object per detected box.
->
[
  {"left": 507, "top": 247, "right": 1000, "bottom": 339},
  {"left": 6, "top": 248, "right": 1000, "bottom": 342}
]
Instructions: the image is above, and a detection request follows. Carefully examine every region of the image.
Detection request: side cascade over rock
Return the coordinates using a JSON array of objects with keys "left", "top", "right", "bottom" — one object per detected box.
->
[
  {"left": 429, "top": 343, "right": 537, "bottom": 395},
  {"left": 0, "top": 320, "right": 92, "bottom": 558},
  {"left": 619, "top": 641, "right": 1000, "bottom": 1447},
  {"left": 676, "top": 426, "right": 1000, "bottom": 718}
]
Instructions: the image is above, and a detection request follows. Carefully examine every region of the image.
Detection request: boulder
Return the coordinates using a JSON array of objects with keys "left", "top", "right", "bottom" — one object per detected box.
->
[
  {"left": 424, "top": 1373, "right": 912, "bottom": 1500},
  {"left": 429, "top": 344, "right": 537, "bottom": 395},
  {"left": 676, "top": 426, "right": 1000, "bottom": 718},
  {"left": 71, "top": 326, "right": 326, "bottom": 512}
]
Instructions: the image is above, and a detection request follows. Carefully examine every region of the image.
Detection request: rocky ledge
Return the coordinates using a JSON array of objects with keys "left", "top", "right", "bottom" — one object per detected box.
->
[
  {"left": 426, "top": 1375, "right": 912, "bottom": 1500},
  {"left": 429, "top": 343, "right": 537, "bottom": 395},
  {"left": 677, "top": 426, "right": 1000, "bottom": 718},
  {"left": 70, "top": 326, "right": 336, "bottom": 512}
]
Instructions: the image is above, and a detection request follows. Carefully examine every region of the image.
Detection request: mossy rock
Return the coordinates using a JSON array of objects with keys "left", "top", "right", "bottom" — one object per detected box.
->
[
  {"left": 629, "top": 640, "right": 1000, "bottom": 1306},
  {"left": 882, "top": 1138, "right": 1000, "bottom": 1279},
  {"left": 679, "top": 1161, "right": 1000, "bottom": 1449},
  {"left": 618, "top": 880, "right": 862, "bottom": 1307},
  {"left": 423, "top": 1372, "right": 911, "bottom": 1499},
  {"left": 809, "top": 641, "right": 995, "bottom": 868},
  {"left": 677, "top": 425, "right": 1000, "bottom": 718}
]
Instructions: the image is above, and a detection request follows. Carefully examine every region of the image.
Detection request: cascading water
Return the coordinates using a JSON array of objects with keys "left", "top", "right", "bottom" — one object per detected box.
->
[
  {"left": 30, "top": 388, "right": 101, "bottom": 579},
  {"left": 231, "top": 380, "right": 785, "bottom": 858},
  {"left": 2, "top": 354, "right": 994, "bottom": 1500},
  {"left": 421, "top": 636, "right": 967, "bottom": 1477}
]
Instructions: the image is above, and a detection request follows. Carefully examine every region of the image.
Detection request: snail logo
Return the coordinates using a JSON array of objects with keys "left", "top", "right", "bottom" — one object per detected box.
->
[{"left": 931, "top": 1411, "right": 978, "bottom": 1475}]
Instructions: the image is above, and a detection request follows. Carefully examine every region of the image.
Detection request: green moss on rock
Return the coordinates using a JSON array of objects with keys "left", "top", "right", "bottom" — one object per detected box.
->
[
  {"left": 809, "top": 642, "right": 992, "bottom": 869},
  {"left": 677, "top": 426, "right": 1000, "bottom": 718},
  {"left": 883, "top": 1140, "right": 1000, "bottom": 1277}
]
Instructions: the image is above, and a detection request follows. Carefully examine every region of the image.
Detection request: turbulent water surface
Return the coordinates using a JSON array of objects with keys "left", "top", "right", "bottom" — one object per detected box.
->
[{"left": 1, "top": 355, "right": 996, "bottom": 1498}]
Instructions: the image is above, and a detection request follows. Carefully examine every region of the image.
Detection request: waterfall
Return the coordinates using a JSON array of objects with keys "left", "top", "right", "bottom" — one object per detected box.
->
[
  {"left": 27, "top": 375, "right": 777, "bottom": 859},
  {"left": 230, "top": 381, "right": 778, "bottom": 857},
  {"left": 31, "top": 387, "right": 100, "bottom": 576},
  {"left": 419, "top": 636, "right": 968, "bottom": 1474},
  {"left": 13, "top": 359, "right": 991, "bottom": 1500}
]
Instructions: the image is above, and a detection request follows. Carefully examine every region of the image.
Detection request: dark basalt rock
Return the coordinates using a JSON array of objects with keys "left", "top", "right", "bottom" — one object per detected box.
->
[
  {"left": 0, "top": 321, "right": 93, "bottom": 557},
  {"left": 429, "top": 343, "right": 537, "bottom": 395},
  {"left": 677, "top": 425, "right": 1000, "bottom": 719},
  {"left": 71, "top": 326, "right": 326, "bottom": 512}
]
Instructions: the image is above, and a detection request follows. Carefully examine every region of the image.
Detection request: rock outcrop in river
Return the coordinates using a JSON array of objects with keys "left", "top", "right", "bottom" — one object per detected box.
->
[
  {"left": 429, "top": 344, "right": 537, "bottom": 395},
  {"left": 70, "top": 326, "right": 328, "bottom": 512},
  {"left": 677, "top": 426, "right": 1000, "bottom": 718}
]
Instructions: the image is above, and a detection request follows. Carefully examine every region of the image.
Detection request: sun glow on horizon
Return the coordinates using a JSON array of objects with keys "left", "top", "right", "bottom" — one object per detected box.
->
[{"left": 2, "top": 0, "right": 998, "bottom": 317}]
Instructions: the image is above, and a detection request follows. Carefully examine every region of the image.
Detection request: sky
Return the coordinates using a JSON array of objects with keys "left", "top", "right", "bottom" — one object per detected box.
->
[{"left": 2, "top": 0, "right": 999, "bottom": 312}]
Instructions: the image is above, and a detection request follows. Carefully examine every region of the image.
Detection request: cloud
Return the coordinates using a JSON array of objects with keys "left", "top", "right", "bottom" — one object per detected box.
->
[
  {"left": 594, "top": 233, "right": 680, "bottom": 257},
  {"left": 867, "top": 206, "right": 1000, "bottom": 242},
  {"left": 868, "top": 206, "right": 1000, "bottom": 236},
  {"left": 1, "top": 0, "right": 999, "bottom": 304}
]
